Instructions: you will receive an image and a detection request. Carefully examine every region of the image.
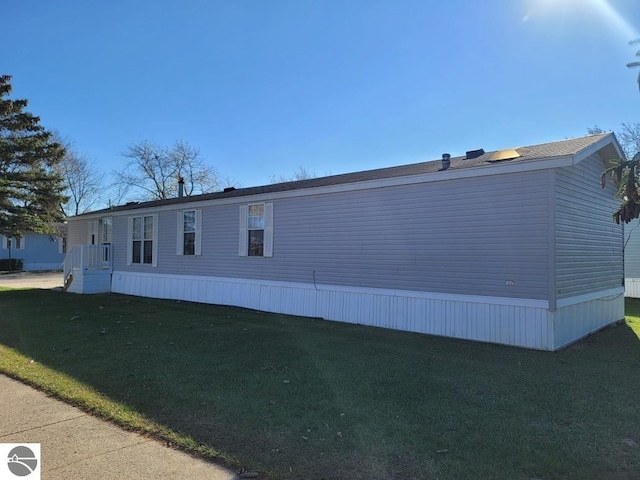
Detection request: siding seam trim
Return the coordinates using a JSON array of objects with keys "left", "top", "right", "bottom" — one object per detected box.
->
[
  {"left": 548, "top": 169, "right": 557, "bottom": 312},
  {"left": 555, "top": 287, "right": 624, "bottom": 308}
]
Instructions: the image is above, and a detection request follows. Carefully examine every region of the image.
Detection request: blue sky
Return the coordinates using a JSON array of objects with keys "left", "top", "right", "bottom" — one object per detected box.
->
[{"left": 5, "top": 0, "right": 640, "bottom": 191}]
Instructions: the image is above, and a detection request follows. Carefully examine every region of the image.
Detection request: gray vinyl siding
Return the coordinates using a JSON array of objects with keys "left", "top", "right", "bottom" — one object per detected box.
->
[
  {"left": 99, "top": 169, "right": 552, "bottom": 300},
  {"left": 555, "top": 153, "right": 624, "bottom": 299},
  {"left": 112, "top": 216, "right": 129, "bottom": 268},
  {"left": 624, "top": 219, "right": 640, "bottom": 277},
  {"left": 67, "top": 220, "right": 88, "bottom": 247}
]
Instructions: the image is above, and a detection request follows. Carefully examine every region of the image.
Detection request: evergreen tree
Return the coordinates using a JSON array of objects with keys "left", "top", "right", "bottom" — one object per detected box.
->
[{"left": 0, "top": 75, "right": 67, "bottom": 239}]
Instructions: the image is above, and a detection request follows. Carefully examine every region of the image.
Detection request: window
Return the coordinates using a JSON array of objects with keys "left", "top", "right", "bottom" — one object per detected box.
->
[
  {"left": 239, "top": 203, "right": 273, "bottom": 257},
  {"left": 176, "top": 210, "right": 202, "bottom": 256},
  {"left": 89, "top": 220, "right": 99, "bottom": 245},
  {"left": 101, "top": 217, "right": 112, "bottom": 244},
  {"left": 184, "top": 211, "right": 196, "bottom": 255},
  {"left": 128, "top": 214, "right": 157, "bottom": 266},
  {"left": 58, "top": 236, "right": 67, "bottom": 254},
  {"left": 248, "top": 204, "right": 265, "bottom": 256},
  {"left": 2, "top": 236, "right": 24, "bottom": 250}
]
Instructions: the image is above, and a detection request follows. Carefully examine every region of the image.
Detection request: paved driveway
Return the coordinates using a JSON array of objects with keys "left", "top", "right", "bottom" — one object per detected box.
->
[{"left": 0, "top": 271, "right": 63, "bottom": 289}]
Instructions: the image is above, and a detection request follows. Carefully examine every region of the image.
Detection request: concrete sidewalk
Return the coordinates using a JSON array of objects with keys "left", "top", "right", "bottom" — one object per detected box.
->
[{"left": 0, "top": 375, "right": 238, "bottom": 480}]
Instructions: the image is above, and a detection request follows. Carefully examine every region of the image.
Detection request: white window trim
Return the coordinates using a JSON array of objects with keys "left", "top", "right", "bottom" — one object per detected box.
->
[
  {"left": 126, "top": 217, "right": 133, "bottom": 265},
  {"left": 239, "top": 202, "right": 273, "bottom": 257},
  {"left": 176, "top": 209, "right": 202, "bottom": 256},
  {"left": 264, "top": 203, "right": 273, "bottom": 257},
  {"left": 127, "top": 214, "right": 158, "bottom": 267},
  {"left": 58, "top": 236, "right": 66, "bottom": 254},
  {"left": 238, "top": 206, "right": 248, "bottom": 256},
  {"left": 101, "top": 217, "right": 113, "bottom": 244},
  {"left": 2, "top": 236, "right": 25, "bottom": 250},
  {"left": 89, "top": 220, "right": 99, "bottom": 245}
]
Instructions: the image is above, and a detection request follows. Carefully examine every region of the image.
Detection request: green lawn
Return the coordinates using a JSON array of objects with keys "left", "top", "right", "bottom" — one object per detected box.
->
[{"left": 1, "top": 288, "right": 639, "bottom": 479}]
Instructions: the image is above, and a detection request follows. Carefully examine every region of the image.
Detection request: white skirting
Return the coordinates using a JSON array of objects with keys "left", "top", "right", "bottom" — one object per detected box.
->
[
  {"left": 625, "top": 278, "right": 640, "bottom": 298},
  {"left": 110, "top": 272, "right": 624, "bottom": 351},
  {"left": 552, "top": 288, "right": 625, "bottom": 349}
]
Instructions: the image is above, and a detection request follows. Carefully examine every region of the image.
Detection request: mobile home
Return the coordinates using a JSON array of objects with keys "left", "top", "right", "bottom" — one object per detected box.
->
[{"left": 65, "top": 133, "right": 624, "bottom": 350}]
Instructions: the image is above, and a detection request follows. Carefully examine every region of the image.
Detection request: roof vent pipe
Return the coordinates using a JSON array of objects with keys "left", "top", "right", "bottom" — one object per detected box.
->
[
  {"left": 178, "top": 177, "right": 185, "bottom": 198},
  {"left": 441, "top": 153, "right": 451, "bottom": 171}
]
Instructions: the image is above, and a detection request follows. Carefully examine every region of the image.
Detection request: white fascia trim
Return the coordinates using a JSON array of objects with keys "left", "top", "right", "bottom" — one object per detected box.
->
[
  {"left": 556, "top": 287, "right": 624, "bottom": 309},
  {"left": 573, "top": 135, "right": 620, "bottom": 164},
  {"left": 112, "top": 271, "right": 550, "bottom": 309}
]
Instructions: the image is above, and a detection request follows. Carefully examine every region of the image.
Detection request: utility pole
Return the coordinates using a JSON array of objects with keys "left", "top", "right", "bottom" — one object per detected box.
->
[{"left": 7, "top": 238, "right": 12, "bottom": 271}]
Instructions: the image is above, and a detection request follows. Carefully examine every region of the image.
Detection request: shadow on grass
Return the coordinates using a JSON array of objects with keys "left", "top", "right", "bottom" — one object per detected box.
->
[{"left": 1, "top": 289, "right": 640, "bottom": 480}]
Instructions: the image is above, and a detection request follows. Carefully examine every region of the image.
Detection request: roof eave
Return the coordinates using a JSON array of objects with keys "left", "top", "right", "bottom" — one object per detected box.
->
[
  {"left": 573, "top": 133, "right": 624, "bottom": 165},
  {"left": 71, "top": 135, "right": 616, "bottom": 220}
]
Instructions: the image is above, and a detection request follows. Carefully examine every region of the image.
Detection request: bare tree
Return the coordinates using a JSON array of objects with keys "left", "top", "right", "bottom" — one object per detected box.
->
[
  {"left": 270, "top": 166, "right": 318, "bottom": 184},
  {"left": 169, "top": 141, "right": 221, "bottom": 196},
  {"left": 116, "top": 141, "right": 174, "bottom": 201},
  {"left": 53, "top": 133, "right": 103, "bottom": 217},
  {"left": 105, "top": 180, "right": 132, "bottom": 208},
  {"left": 618, "top": 122, "right": 640, "bottom": 160},
  {"left": 60, "top": 152, "right": 103, "bottom": 216},
  {"left": 114, "top": 140, "right": 223, "bottom": 201}
]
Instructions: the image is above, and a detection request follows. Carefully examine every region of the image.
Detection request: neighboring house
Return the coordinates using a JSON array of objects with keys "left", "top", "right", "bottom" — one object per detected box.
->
[
  {"left": 1, "top": 232, "right": 66, "bottom": 271},
  {"left": 65, "top": 133, "right": 624, "bottom": 351},
  {"left": 624, "top": 219, "right": 640, "bottom": 297}
]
